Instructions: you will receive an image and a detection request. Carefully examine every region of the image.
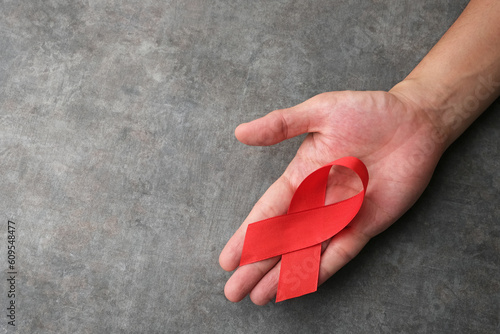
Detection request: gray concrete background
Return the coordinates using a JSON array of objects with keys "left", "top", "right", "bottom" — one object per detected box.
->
[{"left": 0, "top": 0, "right": 498, "bottom": 333}]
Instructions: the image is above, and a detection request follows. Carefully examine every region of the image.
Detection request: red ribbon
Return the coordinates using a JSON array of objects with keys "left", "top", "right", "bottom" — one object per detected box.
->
[{"left": 239, "top": 157, "right": 369, "bottom": 302}]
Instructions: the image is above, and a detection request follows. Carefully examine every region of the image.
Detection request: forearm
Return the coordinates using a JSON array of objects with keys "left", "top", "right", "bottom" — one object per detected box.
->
[{"left": 390, "top": 0, "right": 500, "bottom": 148}]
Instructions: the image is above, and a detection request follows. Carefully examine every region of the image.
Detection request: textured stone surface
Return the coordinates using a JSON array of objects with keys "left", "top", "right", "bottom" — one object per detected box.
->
[{"left": 0, "top": 0, "right": 498, "bottom": 333}]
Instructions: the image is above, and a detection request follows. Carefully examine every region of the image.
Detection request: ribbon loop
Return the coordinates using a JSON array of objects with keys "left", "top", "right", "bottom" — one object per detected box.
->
[{"left": 239, "top": 156, "right": 369, "bottom": 302}]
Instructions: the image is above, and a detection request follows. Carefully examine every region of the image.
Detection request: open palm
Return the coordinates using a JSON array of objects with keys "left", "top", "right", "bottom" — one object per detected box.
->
[{"left": 220, "top": 90, "right": 444, "bottom": 305}]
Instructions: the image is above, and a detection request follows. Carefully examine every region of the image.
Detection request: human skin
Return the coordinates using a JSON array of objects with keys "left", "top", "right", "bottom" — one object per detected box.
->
[{"left": 219, "top": 0, "right": 500, "bottom": 305}]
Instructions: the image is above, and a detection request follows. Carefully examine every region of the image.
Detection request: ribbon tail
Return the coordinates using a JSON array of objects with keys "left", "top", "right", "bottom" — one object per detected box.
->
[{"left": 276, "top": 244, "right": 321, "bottom": 302}]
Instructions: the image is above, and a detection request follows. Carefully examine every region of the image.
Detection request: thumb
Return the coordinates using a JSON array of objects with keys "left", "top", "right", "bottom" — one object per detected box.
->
[{"left": 235, "top": 93, "right": 333, "bottom": 146}]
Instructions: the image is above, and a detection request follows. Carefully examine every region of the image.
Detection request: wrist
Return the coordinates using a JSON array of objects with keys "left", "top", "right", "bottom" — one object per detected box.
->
[
  {"left": 389, "top": 77, "right": 454, "bottom": 151},
  {"left": 389, "top": 0, "right": 500, "bottom": 148},
  {"left": 389, "top": 72, "right": 498, "bottom": 149}
]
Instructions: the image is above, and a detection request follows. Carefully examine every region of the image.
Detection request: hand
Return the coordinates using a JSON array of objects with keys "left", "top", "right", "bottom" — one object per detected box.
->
[
  {"left": 219, "top": 90, "right": 445, "bottom": 305},
  {"left": 220, "top": 0, "right": 500, "bottom": 306}
]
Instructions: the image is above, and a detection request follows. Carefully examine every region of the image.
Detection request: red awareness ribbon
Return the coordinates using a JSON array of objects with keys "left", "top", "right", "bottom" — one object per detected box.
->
[{"left": 239, "top": 156, "right": 369, "bottom": 302}]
